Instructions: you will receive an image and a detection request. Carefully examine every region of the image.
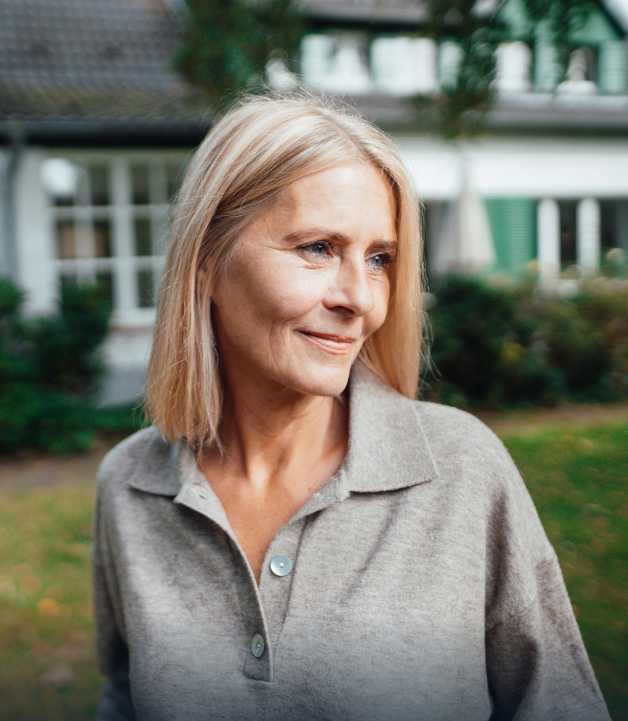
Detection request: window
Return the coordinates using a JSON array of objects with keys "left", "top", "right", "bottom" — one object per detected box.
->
[
  {"left": 558, "top": 200, "right": 578, "bottom": 270},
  {"left": 371, "top": 36, "right": 437, "bottom": 95},
  {"left": 301, "top": 32, "right": 372, "bottom": 93},
  {"left": 301, "top": 31, "right": 438, "bottom": 96},
  {"left": 42, "top": 153, "right": 189, "bottom": 324},
  {"left": 600, "top": 198, "right": 628, "bottom": 258}
]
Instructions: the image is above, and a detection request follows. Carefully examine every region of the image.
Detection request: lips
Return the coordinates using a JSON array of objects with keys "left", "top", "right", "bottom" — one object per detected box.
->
[
  {"left": 298, "top": 330, "right": 357, "bottom": 343},
  {"left": 297, "top": 330, "right": 356, "bottom": 354}
]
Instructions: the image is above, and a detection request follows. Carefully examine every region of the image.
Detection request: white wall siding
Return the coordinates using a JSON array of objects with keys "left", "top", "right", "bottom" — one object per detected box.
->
[{"left": 393, "top": 135, "right": 628, "bottom": 199}]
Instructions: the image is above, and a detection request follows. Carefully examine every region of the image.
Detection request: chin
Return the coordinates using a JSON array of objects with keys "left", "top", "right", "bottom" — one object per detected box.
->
[{"left": 289, "top": 362, "right": 352, "bottom": 398}]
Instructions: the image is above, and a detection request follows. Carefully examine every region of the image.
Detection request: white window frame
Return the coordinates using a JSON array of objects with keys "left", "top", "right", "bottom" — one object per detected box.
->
[{"left": 44, "top": 149, "right": 190, "bottom": 328}]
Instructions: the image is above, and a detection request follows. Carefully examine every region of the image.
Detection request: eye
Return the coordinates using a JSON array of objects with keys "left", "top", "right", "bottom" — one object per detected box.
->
[
  {"left": 368, "top": 252, "right": 395, "bottom": 271},
  {"left": 300, "top": 240, "right": 333, "bottom": 258}
]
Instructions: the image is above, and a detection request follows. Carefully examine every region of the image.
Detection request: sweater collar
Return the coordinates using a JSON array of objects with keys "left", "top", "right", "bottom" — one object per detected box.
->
[
  {"left": 340, "top": 359, "right": 439, "bottom": 494},
  {"left": 127, "top": 358, "right": 439, "bottom": 497}
]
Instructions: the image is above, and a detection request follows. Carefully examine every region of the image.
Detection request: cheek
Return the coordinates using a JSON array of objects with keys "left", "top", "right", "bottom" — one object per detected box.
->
[
  {"left": 367, "top": 279, "right": 391, "bottom": 332},
  {"left": 217, "top": 258, "right": 325, "bottom": 333}
]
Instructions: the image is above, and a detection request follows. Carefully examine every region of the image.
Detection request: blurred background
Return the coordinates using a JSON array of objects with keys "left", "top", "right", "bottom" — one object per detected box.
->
[{"left": 0, "top": 0, "right": 627, "bottom": 719}]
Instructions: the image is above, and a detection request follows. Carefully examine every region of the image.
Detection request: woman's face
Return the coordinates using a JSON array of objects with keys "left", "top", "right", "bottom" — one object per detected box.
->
[{"left": 210, "top": 161, "right": 397, "bottom": 399}]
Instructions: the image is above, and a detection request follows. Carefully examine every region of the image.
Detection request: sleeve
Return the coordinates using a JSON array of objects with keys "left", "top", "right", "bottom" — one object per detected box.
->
[
  {"left": 92, "top": 473, "right": 137, "bottom": 721},
  {"left": 485, "top": 550, "right": 612, "bottom": 721},
  {"left": 481, "top": 431, "right": 612, "bottom": 721}
]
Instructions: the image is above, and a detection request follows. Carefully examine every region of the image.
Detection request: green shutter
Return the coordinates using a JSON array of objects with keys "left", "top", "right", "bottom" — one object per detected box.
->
[
  {"left": 485, "top": 198, "right": 537, "bottom": 276},
  {"left": 599, "top": 40, "right": 626, "bottom": 94}
]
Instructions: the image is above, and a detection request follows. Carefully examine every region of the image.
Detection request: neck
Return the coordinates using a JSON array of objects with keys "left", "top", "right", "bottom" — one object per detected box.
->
[{"left": 202, "top": 370, "right": 349, "bottom": 498}]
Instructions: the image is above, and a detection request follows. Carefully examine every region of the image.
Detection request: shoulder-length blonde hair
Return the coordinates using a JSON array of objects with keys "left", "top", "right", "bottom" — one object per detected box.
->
[{"left": 144, "top": 90, "right": 426, "bottom": 455}]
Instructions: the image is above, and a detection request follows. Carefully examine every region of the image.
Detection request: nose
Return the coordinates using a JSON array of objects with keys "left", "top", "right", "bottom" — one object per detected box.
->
[{"left": 323, "top": 256, "right": 375, "bottom": 316}]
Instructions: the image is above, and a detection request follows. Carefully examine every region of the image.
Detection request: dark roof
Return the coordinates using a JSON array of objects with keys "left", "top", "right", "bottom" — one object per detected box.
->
[
  {"left": 0, "top": 0, "right": 626, "bottom": 144},
  {"left": 0, "top": 0, "right": 211, "bottom": 143},
  {"left": 300, "top": 0, "right": 428, "bottom": 25},
  {"left": 348, "top": 92, "right": 628, "bottom": 135}
]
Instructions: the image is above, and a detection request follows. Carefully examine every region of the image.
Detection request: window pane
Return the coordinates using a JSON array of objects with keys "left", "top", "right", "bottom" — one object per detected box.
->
[
  {"left": 559, "top": 200, "right": 577, "bottom": 268},
  {"left": 153, "top": 212, "right": 169, "bottom": 255},
  {"left": 131, "top": 163, "right": 151, "bottom": 205},
  {"left": 55, "top": 219, "right": 77, "bottom": 259},
  {"left": 600, "top": 199, "right": 625, "bottom": 253},
  {"left": 95, "top": 270, "right": 114, "bottom": 305},
  {"left": 133, "top": 217, "right": 152, "bottom": 256},
  {"left": 137, "top": 269, "right": 155, "bottom": 308},
  {"left": 93, "top": 219, "right": 113, "bottom": 257},
  {"left": 89, "top": 164, "right": 110, "bottom": 206}
]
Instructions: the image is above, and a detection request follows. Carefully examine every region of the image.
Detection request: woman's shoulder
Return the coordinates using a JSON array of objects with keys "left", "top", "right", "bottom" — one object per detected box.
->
[
  {"left": 95, "top": 424, "right": 172, "bottom": 495},
  {"left": 411, "top": 399, "right": 543, "bottom": 519},
  {"left": 413, "top": 398, "right": 555, "bottom": 559},
  {"left": 412, "top": 398, "right": 513, "bottom": 477}
]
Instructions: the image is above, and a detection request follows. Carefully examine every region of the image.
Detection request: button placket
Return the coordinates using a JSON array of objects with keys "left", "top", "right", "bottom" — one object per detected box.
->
[
  {"left": 257, "top": 470, "right": 347, "bottom": 668},
  {"left": 257, "top": 521, "right": 303, "bottom": 656},
  {"left": 174, "top": 447, "right": 277, "bottom": 682}
]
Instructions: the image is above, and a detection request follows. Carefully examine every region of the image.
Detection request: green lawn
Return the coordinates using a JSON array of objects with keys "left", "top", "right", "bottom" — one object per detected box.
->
[
  {"left": 0, "top": 421, "right": 626, "bottom": 721},
  {"left": 504, "top": 422, "right": 628, "bottom": 721}
]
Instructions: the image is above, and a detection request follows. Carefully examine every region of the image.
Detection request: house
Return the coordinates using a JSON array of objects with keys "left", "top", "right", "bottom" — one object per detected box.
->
[{"left": 1, "top": 0, "right": 627, "bottom": 404}]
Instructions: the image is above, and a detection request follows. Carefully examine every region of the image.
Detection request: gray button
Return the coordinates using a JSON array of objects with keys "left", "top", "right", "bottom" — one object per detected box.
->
[
  {"left": 270, "top": 555, "right": 293, "bottom": 577},
  {"left": 250, "top": 633, "right": 265, "bottom": 658}
]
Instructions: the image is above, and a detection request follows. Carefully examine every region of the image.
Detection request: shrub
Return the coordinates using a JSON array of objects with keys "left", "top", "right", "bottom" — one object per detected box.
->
[
  {"left": 421, "top": 272, "right": 628, "bottom": 409},
  {"left": 574, "top": 278, "right": 628, "bottom": 399},
  {"left": 422, "top": 274, "right": 518, "bottom": 407},
  {"left": 0, "top": 277, "right": 112, "bottom": 454},
  {"left": 533, "top": 296, "right": 613, "bottom": 401}
]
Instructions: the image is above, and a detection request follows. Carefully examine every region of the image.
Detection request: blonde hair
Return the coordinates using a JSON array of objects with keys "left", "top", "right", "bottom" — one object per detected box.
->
[{"left": 144, "top": 90, "right": 426, "bottom": 455}]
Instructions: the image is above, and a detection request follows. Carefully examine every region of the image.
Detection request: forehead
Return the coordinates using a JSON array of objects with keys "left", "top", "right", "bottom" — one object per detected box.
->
[{"left": 272, "top": 162, "right": 397, "bottom": 234}]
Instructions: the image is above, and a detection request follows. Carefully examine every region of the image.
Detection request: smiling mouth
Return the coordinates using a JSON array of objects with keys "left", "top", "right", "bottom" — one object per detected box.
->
[{"left": 297, "top": 331, "right": 355, "bottom": 355}]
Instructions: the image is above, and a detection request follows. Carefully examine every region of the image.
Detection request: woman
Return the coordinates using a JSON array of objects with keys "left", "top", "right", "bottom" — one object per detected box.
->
[{"left": 92, "top": 92, "right": 611, "bottom": 721}]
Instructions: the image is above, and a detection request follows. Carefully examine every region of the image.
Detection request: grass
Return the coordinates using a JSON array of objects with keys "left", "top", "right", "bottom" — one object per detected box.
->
[
  {"left": 0, "top": 484, "right": 100, "bottom": 720},
  {"left": 0, "top": 421, "right": 626, "bottom": 721},
  {"left": 504, "top": 422, "right": 628, "bottom": 721}
]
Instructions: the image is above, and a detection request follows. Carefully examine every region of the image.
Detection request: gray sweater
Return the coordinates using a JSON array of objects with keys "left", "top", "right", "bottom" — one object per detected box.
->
[{"left": 92, "top": 359, "right": 611, "bottom": 721}]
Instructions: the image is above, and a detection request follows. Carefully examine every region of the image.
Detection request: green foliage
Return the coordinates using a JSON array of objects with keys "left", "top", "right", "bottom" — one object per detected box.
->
[
  {"left": 419, "top": 0, "right": 598, "bottom": 137},
  {"left": 92, "top": 401, "right": 149, "bottom": 437},
  {"left": 574, "top": 278, "right": 628, "bottom": 399},
  {"left": 0, "top": 277, "right": 112, "bottom": 454},
  {"left": 419, "top": 1, "right": 501, "bottom": 138},
  {"left": 522, "top": 0, "right": 599, "bottom": 82},
  {"left": 422, "top": 273, "right": 628, "bottom": 409},
  {"left": 422, "top": 274, "right": 518, "bottom": 404},
  {"left": 173, "top": 0, "right": 305, "bottom": 108}
]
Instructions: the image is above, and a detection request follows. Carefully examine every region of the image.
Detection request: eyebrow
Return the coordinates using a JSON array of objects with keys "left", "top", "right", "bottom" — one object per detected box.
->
[{"left": 281, "top": 228, "right": 398, "bottom": 252}]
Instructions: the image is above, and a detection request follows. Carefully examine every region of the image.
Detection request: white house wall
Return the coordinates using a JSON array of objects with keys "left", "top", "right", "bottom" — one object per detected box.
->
[{"left": 393, "top": 134, "right": 628, "bottom": 199}]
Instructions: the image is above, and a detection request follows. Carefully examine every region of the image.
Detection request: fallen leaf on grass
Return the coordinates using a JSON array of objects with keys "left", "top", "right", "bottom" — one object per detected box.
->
[{"left": 37, "top": 597, "right": 60, "bottom": 616}]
